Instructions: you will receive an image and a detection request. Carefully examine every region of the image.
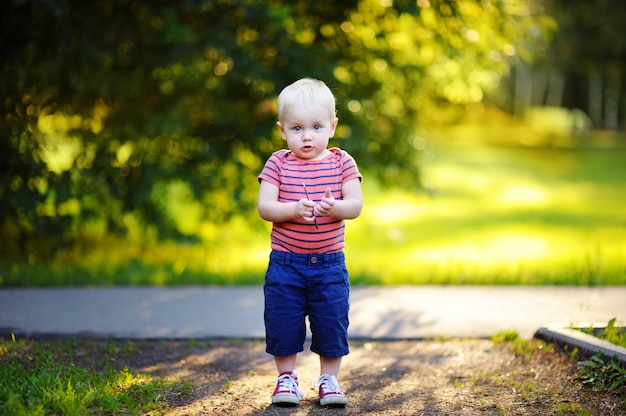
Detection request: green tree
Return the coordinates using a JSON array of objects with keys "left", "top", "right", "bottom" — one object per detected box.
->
[
  {"left": 0, "top": 0, "right": 553, "bottom": 258},
  {"left": 541, "top": 0, "right": 626, "bottom": 129}
]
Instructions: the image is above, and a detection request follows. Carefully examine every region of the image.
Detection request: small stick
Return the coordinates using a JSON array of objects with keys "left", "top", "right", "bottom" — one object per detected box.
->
[{"left": 302, "top": 183, "right": 319, "bottom": 229}]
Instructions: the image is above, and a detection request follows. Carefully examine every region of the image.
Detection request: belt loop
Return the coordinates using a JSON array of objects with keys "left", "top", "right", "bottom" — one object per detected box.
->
[
  {"left": 324, "top": 253, "right": 329, "bottom": 269},
  {"left": 285, "top": 252, "right": 291, "bottom": 266}
]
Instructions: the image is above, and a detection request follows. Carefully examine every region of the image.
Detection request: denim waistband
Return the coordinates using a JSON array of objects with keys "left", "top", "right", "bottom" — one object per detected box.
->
[{"left": 270, "top": 249, "right": 344, "bottom": 267}]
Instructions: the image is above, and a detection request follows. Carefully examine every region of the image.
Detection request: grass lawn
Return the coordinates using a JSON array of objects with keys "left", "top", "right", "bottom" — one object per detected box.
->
[
  {"left": 1, "top": 140, "right": 625, "bottom": 286},
  {"left": 346, "top": 141, "right": 626, "bottom": 285},
  {"left": 0, "top": 336, "right": 191, "bottom": 415}
]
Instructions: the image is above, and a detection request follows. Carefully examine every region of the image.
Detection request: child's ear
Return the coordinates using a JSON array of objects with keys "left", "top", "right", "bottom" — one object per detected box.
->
[
  {"left": 329, "top": 117, "right": 339, "bottom": 138},
  {"left": 276, "top": 121, "right": 286, "bottom": 139}
]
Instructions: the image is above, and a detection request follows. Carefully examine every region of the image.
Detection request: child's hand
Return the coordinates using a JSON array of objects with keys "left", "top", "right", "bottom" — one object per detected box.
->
[
  {"left": 314, "top": 187, "right": 335, "bottom": 217},
  {"left": 296, "top": 198, "right": 317, "bottom": 223}
]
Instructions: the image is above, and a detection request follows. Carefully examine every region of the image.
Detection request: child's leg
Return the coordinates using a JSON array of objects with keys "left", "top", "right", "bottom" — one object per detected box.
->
[
  {"left": 320, "top": 356, "right": 342, "bottom": 376},
  {"left": 275, "top": 354, "right": 298, "bottom": 374},
  {"left": 315, "top": 356, "right": 347, "bottom": 406},
  {"left": 272, "top": 354, "right": 304, "bottom": 405}
]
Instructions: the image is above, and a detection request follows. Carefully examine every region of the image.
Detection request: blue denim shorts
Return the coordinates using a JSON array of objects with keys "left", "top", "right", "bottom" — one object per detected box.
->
[{"left": 263, "top": 250, "right": 350, "bottom": 358}]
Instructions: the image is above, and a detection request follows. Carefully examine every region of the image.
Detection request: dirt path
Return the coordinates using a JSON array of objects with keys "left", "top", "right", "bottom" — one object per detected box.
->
[{"left": 110, "top": 338, "right": 625, "bottom": 415}]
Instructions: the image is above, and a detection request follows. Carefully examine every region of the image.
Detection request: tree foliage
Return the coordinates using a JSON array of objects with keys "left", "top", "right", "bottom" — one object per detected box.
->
[
  {"left": 540, "top": 0, "right": 626, "bottom": 129},
  {"left": 0, "top": 0, "right": 554, "bottom": 257}
]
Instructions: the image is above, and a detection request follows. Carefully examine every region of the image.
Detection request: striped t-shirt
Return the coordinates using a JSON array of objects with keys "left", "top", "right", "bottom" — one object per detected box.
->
[{"left": 258, "top": 147, "right": 362, "bottom": 254}]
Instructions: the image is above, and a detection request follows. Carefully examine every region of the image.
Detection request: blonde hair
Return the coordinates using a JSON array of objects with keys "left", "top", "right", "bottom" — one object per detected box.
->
[{"left": 277, "top": 78, "right": 336, "bottom": 122}]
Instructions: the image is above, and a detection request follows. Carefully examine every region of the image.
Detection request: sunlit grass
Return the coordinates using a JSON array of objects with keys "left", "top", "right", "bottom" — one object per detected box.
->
[
  {"left": 0, "top": 338, "right": 187, "bottom": 415},
  {"left": 1, "top": 141, "right": 624, "bottom": 286},
  {"left": 345, "top": 143, "right": 626, "bottom": 285}
]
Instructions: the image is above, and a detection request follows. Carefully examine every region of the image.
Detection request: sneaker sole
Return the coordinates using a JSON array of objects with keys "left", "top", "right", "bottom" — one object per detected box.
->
[
  {"left": 272, "top": 394, "right": 300, "bottom": 406},
  {"left": 320, "top": 395, "right": 347, "bottom": 407}
]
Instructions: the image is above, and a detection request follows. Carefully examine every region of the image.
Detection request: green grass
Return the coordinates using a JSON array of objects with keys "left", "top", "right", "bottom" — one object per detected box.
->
[
  {"left": 490, "top": 329, "right": 626, "bottom": 402},
  {"left": 346, "top": 143, "right": 626, "bottom": 285},
  {"left": 1, "top": 141, "right": 625, "bottom": 286},
  {"left": 490, "top": 329, "right": 543, "bottom": 357},
  {"left": 0, "top": 337, "right": 189, "bottom": 415},
  {"left": 580, "top": 318, "right": 626, "bottom": 348},
  {"left": 574, "top": 319, "right": 626, "bottom": 393}
]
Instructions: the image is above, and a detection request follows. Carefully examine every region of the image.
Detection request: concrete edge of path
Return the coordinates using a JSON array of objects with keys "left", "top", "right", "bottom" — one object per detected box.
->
[{"left": 535, "top": 323, "right": 626, "bottom": 366}]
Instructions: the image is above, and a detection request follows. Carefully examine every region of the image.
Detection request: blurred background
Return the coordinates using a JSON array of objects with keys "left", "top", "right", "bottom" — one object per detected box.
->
[{"left": 1, "top": 0, "right": 624, "bottom": 287}]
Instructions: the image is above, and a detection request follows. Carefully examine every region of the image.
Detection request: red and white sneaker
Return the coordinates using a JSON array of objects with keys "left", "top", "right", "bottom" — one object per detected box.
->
[
  {"left": 271, "top": 370, "right": 304, "bottom": 406},
  {"left": 313, "top": 374, "right": 347, "bottom": 406}
]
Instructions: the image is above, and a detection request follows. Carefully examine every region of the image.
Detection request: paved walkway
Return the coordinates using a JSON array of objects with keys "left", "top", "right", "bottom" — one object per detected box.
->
[{"left": 1, "top": 286, "right": 625, "bottom": 340}]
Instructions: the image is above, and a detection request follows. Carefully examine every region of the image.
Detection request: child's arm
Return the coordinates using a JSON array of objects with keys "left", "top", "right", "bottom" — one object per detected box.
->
[
  {"left": 314, "top": 178, "right": 363, "bottom": 220},
  {"left": 258, "top": 179, "right": 317, "bottom": 224}
]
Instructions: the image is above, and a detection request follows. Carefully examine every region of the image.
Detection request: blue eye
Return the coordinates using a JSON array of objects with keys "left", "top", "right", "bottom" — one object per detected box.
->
[
  {"left": 293, "top": 126, "right": 302, "bottom": 132},
  {"left": 314, "top": 125, "right": 321, "bottom": 131}
]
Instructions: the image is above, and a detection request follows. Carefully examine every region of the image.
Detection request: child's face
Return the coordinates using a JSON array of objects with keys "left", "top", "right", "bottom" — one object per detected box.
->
[{"left": 277, "top": 104, "right": 338, "bottom": 161}]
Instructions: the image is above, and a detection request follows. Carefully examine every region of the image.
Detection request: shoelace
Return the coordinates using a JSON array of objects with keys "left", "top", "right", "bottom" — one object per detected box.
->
[
  {"left": 312, "top": 374, "right": 340, "bottom": 394},
  {"left": 276, "top": 371, "right": 304, "bottom": 398}
]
